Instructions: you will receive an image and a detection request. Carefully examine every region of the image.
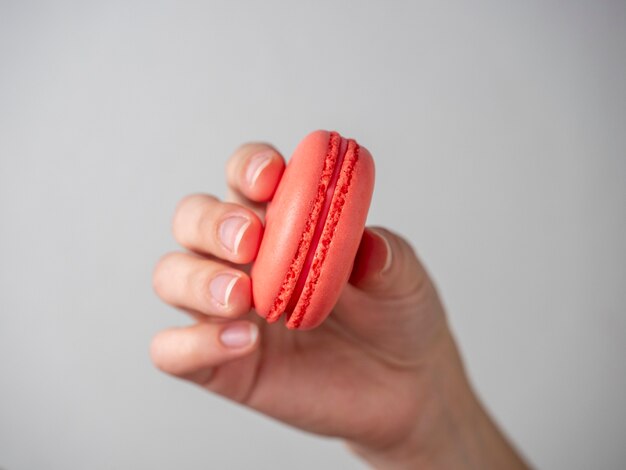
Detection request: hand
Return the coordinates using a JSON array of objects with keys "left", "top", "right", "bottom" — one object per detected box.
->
[{"left": 151, "top": 142, "right": 529, "bottom": 469}]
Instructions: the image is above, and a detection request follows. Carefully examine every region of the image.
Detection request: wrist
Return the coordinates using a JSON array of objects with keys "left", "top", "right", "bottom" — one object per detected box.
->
[
  {"left": 347, "top": 328, "right": 529, "bottom": 469},
  {"left": 347, "top": 328, "right": 471, "bottom": 468}
]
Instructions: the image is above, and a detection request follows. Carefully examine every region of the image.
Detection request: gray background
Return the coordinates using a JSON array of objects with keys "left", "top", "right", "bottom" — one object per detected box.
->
[{"left": 1, "top": 1, "right": 625, "bottom": 469}]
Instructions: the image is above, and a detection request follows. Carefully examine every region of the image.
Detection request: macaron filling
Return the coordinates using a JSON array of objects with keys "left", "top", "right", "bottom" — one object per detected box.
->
[
  {"left": 286, "top": 138, "right": 359, "bottom": 328},
  {"left": 285, "top": 136, "right": 349, "bottom": 315}
]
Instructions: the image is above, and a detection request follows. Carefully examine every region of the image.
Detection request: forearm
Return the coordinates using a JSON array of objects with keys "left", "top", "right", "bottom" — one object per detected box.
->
[{"left": 349, "top": 329, "right": 530, "bottom": 469}]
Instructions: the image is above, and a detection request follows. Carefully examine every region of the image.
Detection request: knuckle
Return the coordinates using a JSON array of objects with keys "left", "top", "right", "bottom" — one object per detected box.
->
[
  {"left": 171, "top": 195, "right": 196, "bottom": 240},
  {"left": 152, "top": 253, "right": 175, "bottom": 296},
  {"left": 174, "top": 193, "right": 209, "bottom": 219},
  {"left": 172, "top": 194, "right": 218, "bottom": 243},
  {"left": 149, "top": 334, "right": 168, "bottom": 371}
]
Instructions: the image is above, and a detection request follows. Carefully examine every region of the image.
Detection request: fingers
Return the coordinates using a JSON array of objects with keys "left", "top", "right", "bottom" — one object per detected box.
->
[
  {"left": 153, "top": 252, "right": 251, "bottom": 319},
  {"left": 172, "top": 194, "right": 263, "bottom": 264},
  {"left": 225, "top": 143, "right": 285, "bottom": 203},
  {"left": 150, "top": 321, "right": 259, "bottom": 382}
]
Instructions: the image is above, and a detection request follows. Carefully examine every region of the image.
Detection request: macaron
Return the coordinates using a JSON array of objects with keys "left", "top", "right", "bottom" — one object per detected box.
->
[{"left": 251, "top": 130, "right": 375, "bottom": 329}]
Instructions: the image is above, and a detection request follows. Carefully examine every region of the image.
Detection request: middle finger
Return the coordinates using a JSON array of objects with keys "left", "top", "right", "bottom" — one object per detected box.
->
[{"left": 172, "top": 193, "right": 263, "bottom": 264}]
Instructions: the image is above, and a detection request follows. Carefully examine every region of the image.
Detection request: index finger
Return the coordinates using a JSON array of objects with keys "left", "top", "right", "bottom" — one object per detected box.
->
[{"left": 225, "top": 142, "right": 285, "bottom": 205}]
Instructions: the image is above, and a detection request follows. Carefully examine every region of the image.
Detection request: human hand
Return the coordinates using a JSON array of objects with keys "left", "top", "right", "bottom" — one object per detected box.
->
[{"left": 151, "top": 142, "right": 529, "bottom": 469}]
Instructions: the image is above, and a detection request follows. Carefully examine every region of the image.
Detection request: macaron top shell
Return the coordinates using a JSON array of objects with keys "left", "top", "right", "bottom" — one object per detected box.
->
[{"left": 252, "top": 130, "right": 375, "bottom": 329}]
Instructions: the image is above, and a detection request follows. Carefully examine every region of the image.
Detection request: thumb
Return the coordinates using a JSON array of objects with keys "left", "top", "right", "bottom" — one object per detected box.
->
[
  {"left": 330, "top": 227, "right": 447, "bottom": 360},
  {"left": 349, "top": 227, "right": 428, "bottom": 299}
]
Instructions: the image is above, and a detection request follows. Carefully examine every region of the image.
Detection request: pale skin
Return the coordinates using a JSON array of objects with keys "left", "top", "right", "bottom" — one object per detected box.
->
[{"left": 151, "top": 143, "right": 531, "bottom": 469}]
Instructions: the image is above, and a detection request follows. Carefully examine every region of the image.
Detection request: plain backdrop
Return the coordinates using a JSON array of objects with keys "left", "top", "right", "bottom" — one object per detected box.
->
[{"left": 1, "top": 1, "right": 625, "bottom": 469}]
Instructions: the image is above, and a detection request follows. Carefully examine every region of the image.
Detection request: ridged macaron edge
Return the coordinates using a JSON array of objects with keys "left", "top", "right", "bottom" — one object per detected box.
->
[
  {"left": 287, "top": 141, "right": 374, "bottom": 329},
  {"left": 264, "top": 132, "right": 342, "bottom": 322}
]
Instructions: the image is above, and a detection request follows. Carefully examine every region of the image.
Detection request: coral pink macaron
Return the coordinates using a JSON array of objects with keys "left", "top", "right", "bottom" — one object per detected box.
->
[{"left": 251, "top": 130, "right": 375, "bottom": 329}]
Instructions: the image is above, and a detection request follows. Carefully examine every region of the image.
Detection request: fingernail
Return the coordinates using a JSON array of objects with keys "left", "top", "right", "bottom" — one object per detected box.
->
[
  {"left": 209, "top": 273, "right": 239, "bottom": 307},
  {"left": 245, "top": 151, "right": 274, "bottom": 187},
  {"left": 369, "top": 228, "right": 393, "bottom": 274},
  {"left": 220, "top": 322, "right": 258, "bottom": 349},
  {"left": 219, "top": 216, "right": 250, "bottom": 254}
]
